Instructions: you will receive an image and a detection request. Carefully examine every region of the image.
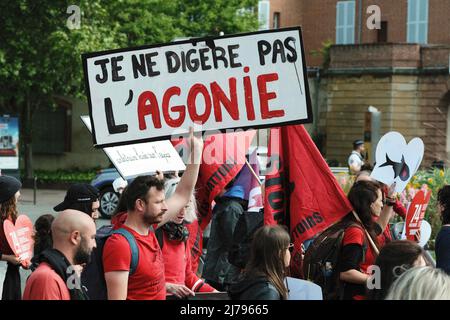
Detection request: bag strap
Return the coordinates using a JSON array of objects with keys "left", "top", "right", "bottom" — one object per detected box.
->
[
  {"left": 155, "top": 227, "right": 164, "bottom": 250},
  {"left": 112, "top": 228, "right": 139, "bottom": 275},
  {"left": 350, "top": 211, "right": 380, "bottom": 256}
]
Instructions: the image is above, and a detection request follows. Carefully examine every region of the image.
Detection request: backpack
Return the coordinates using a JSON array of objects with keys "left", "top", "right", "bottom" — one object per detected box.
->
[
  {"left": 81, "top": 225, "right": 139, "bottom": 300},
  {"left": 302, "top": 220, "right": 367, "bottom": 300},
  {"left": 228, "top": 209, "right": 264, "bottom": 270}
]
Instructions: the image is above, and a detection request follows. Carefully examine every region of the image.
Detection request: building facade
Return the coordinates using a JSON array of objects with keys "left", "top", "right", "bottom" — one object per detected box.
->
[{"left": 268, "top": 0, "right": 450, "bottom": 167}]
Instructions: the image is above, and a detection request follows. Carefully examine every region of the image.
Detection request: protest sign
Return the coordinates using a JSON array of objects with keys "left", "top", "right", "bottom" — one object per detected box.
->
[
  {"left": 405, "top": 190, "right": 431, "bottom": 242},
  {"left": 82, "top": 27, "right": 312, "bottom": 148},
  {"left": 3, "top": 215, "right": 34, "bottom": 268},
  {"left": 81, "top": 116, "right": 185, "bottom": 179},
  {"left": 371, "top": 132, "right": 424, "bottom": 192},
  {"left": 286, "top": 277, "right": 323, "bottom": 300}
]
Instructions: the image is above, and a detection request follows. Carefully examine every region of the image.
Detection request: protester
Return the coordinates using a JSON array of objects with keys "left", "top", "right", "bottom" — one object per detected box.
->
[
  {"left": 54, "top": 183, "right": 100, "bottom": 220},
  {"left": 436, "top": 185, "right": 450, "bottom": 275},
  {"left": 159, "top": 178, "right": 217, "bottom": 298},
  {"left": 385, "top": 266, "right": 450, "bottom": 300},
  {"left": 30, "top": 214, "right": 55, "bottom": 271},
  {"left": 0, "top": 175, "right": 24, "bottom": 300},
  {"left": 348, "top": 139, "right": 366, "bottom": 174},
  {"left": 367, "top": 240, "right": 426, "bottom": 300},
  {"left": 23, "top": 210, "right": 96, "bottom": 300},
  {"left": 203, "top": 169, "right": 249, "bottom": 291},
  {"left": 338, "top": 180, "right": 394, "bottom": 300},
  {"left": 228, "top": 225, "right": 291, "bottom": 300},
  {"left": 111, "top": 186, "right": 128, "bottom": 224},
  {"left": 103, "top": 128, "right": 202, "bottom": 300}
]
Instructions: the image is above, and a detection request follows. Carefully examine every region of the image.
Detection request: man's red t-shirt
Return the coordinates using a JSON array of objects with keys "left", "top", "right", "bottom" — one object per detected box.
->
[
  {"left": 23, "top": 262, "right": 70, "bottom": 300},
  {"left": 103, "top": 224, "right": 166, "bottom": 300}
]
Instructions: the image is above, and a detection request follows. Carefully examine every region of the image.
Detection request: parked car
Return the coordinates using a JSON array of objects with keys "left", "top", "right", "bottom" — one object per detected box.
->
[{"left": 90, "top": 168, "right": 122, "bottom": 219}]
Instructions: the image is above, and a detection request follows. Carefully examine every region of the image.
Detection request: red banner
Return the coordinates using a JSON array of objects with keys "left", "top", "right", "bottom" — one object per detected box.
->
[
  {"left": 264, "top": 125, "right": 353, "bottom": 277},
  {"left": 195, "top": 131, "right": 256, "bottom": 230},
  {"left": 405, "top": 190, "right": 431, "bottom": 241}
]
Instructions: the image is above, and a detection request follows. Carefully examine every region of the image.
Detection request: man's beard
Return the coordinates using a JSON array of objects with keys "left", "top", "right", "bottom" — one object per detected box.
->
[
  {"left": 143, "top": 211, "right": 164, "bottom": 225},
  {"left": 74, "top": 237, "right": 92, "bottom": 265}
]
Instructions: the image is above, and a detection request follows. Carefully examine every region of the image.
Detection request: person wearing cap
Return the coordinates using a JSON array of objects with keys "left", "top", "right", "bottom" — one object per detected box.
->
[
  {"left": 54, "top": 183, "right": 100, "bottom": 220},
  {"left": 0, "top": 175, "right": 24, "bottom": 300},
  {"left": 348, "top": 139, "right": 366, "bottom": 174}
]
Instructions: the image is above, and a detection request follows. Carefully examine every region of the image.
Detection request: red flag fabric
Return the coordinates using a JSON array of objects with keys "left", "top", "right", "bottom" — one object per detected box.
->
[
  {"left": 196, "top": 131, "right": 256, "bottom": 230},
  {"left": 264, "top": 125, "right": 353, "bottom": 277}
]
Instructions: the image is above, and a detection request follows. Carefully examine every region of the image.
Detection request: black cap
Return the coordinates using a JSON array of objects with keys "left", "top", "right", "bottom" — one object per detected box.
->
[
  {"left": 54, "top": 183, "right": 99, "bottom": 212},
  {"left": 0, "top": 176, "right": 22, "bottom": 203},
  {"left": 353, "top": 140, "right": 364, "bottom": 148}
]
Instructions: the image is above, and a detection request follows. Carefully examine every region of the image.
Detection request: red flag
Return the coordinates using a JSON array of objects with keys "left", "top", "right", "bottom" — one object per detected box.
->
[
  {"left": 264, "top": 125, "right": 353, "bottom": 277},
  {"left": 196, "top": 130, "right": 256, "bottom": 230}
]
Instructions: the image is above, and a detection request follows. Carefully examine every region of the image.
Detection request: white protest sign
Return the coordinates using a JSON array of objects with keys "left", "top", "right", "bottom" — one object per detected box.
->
[
  {"left": 82, "top": 27, "right": 312, "bottom": 148},
  {"left": 81, "top": 116, "right": 185, "bottom": 179},
  {"left": 285, "top": 277, "right": 323, "bottom": 300},
  {"left": 399, "top": 220, "right": 432, "bottom": 248},
  {"left": 370, "top": 132, "right": 424, "bottom": 192}
]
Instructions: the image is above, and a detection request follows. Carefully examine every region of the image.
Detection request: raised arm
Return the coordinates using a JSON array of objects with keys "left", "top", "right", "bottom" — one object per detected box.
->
[{"left": 158, "top": 127, "right": 203, "bottom": 227}]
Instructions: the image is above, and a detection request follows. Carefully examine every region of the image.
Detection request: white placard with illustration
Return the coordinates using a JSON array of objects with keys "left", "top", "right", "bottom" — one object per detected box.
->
[{"left": 370, "top": 131, "right": 424, "bottom": 193}]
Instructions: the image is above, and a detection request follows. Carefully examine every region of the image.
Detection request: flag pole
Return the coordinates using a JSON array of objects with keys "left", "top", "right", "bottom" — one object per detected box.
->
[
  {"left": 352, "top": 211, "right": 380, "bottom": 255},
  {"left": 245, "top": 159, "right": 262, "bottom": 186}
]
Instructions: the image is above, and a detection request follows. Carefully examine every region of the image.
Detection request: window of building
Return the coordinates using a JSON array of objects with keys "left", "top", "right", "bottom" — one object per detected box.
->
[
  {"left": 273, "top": 12, "right": 280, "bottom": 29},
  {"left": 258, "top": 0, "right": 270, "bottom": 30},
  {"left": 407, "top": 0, "right": 428, "bottom": 44},
  {"left": 336, "top": 1, "right": 355, "bottom": 44},
  {"left": 377, "top": 21, "right": 388, "bottom": 43}
]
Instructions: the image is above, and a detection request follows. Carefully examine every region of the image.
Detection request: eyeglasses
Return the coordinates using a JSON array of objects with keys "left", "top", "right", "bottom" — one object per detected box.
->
[{"left": 287, "top": 243, "right": 294, "bottom": 252}]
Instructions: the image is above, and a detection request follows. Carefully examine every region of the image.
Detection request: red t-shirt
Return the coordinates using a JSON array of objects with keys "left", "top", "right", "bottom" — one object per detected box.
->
[
  {"left": 103, "top": 224, "right": 166, "bottom": 300},
  {"left": 23, "top": 262, "right": 70, "bottom": 300},
  {"left": 162, "top": 232, "right": 214, "bottom": 293},
  {"left": 185, "top": 220, "right": 203, "bottom": 275},
  {"left": 342, "top": 226, "right": 388, "bottom": 274}
]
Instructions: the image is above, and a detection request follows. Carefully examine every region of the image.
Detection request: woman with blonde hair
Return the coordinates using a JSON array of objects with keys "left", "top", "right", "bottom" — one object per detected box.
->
[
  {"left": 385, "top": 266, "right": 450, "bottom": 300},
  {"left": 228, "top": 225, "right": 291, "bottom": 300},
  {"left": 158, "top": 178, "right": 217, "bottom": 298}
]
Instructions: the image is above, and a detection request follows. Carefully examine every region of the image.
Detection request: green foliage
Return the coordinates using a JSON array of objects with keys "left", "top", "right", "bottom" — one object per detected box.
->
[
  {"left": 0, "top": 0, "right": 259, "bottom": 176},
  {"left": 405, "top": 168, "right": 450, "bottom": 244},
  {"left": 0, "top": 0, "right": 259, "bottom": 106},
  {"left": 32, "top": 169, "right": 98, "bottom": 183},
  {"left": 310, "top": 39, "right": 333, "bottom": 69}
]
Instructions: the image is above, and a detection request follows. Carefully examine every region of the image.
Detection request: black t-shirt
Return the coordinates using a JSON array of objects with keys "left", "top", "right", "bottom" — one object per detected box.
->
[{"left": 436, "top": 226, "right": 450, "bottom": 275}]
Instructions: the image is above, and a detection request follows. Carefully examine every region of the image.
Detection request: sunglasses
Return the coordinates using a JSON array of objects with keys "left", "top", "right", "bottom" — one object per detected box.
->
[{"left": 287, "top": 243, "right": 294, "bottom": 252}]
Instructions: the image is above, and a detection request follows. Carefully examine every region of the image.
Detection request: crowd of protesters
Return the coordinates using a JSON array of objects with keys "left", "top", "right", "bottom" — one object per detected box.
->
[{"left": 1, "top": 134, "right": 450, "bottom": 301}]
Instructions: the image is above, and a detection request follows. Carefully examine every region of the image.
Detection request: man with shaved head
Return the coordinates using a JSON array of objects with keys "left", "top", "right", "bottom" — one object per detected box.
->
[{"left": 23, "top": 210, "right": 97, "bottom": 300}]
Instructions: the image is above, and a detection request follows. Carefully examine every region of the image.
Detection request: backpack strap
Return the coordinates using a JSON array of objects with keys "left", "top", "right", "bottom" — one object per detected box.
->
[
  {"left": 155, "top": 227, "right": 164, "bottom": 250},
  {"left": 112, "top": 228, "right": 139, "bottom": 275}
]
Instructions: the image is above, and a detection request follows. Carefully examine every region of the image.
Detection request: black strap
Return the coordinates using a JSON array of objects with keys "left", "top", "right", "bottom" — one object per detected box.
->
[{"left": 155, "top": 227, "right": 164, "bottom": 249}]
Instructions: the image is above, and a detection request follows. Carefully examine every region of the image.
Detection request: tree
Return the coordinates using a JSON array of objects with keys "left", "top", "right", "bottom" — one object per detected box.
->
[{"left": 0, "top": 0, "right": 258, "bottom": 179}]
